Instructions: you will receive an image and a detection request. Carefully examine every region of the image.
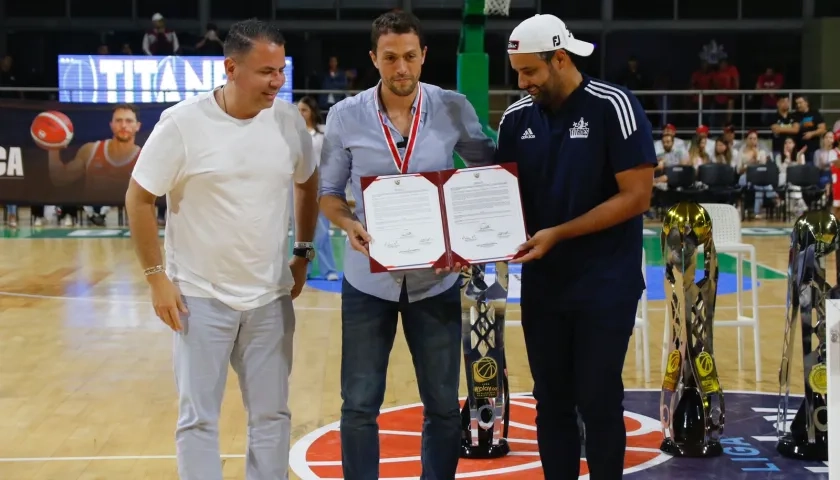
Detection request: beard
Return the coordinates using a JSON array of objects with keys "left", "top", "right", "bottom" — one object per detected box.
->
[
  {"left": 385, "top": 76, "right": 417, "bottom": 97},
  {"left": 528, "top": 83, "right": 560, "bottom": 106}
]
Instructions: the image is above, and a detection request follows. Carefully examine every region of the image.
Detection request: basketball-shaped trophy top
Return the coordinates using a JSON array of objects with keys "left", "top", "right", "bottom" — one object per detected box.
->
[
  {"left": 662, "top": 201, "right": 713, "bottom": 245},
  {"left": 793, "top": 210, "right": 839, "bottom": 255}
]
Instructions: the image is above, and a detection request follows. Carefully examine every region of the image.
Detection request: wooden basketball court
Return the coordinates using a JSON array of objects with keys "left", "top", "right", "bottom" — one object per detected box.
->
[{"left": 0, "top": 218, "right": 827, "bottom": 479}]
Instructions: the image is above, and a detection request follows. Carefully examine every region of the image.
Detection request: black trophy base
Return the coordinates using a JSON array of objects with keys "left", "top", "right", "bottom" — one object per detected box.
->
[
  {"left": 460, "top": 438, "right": 510, "bottom": 459},
  {"left": 660, "top": 437, "right": 722, "bottom": 458},
  {"left": 776, "top": 434, "right": 828, "bottom": 461}
]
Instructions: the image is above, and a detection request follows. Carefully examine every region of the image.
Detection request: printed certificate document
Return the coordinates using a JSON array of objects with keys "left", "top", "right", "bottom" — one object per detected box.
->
[{"left": 361, "top": 163, "right": 528, "bottom": 272}]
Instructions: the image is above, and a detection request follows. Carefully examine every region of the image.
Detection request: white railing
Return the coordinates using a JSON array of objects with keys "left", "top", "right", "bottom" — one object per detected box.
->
[{"left": 2, "top": 87, "right": 838, "bottom": 136}]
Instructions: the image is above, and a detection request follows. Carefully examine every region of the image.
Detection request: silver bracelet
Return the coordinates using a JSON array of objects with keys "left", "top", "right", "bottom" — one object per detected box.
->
[{"left": 143, "top": 265, "right": 165, "bottom": 276}]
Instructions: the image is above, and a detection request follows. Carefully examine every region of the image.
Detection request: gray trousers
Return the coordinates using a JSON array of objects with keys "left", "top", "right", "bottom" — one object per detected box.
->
[{"left": 173, "top": 294, "right": 296, "bottom": 480}]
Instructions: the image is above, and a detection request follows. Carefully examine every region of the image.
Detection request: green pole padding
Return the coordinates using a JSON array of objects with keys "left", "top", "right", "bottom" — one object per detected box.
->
[{"left": 454, "top": 0, "right": 490, "bottom": 168}]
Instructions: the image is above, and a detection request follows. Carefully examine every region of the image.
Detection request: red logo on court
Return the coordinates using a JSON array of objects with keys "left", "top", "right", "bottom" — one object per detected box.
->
[{"left": 290, "top": 394, "right": 671, "bottom": 479}]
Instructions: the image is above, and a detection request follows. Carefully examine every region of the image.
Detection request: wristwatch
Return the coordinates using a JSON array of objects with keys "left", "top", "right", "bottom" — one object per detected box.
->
[{"left": 293, "top": 242, "right": 315, "bottom": 262}]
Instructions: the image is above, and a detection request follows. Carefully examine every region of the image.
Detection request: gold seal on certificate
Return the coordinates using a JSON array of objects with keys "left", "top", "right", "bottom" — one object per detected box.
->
[{"left": 360, "top": 163, "right": 528, "bottom": 273}]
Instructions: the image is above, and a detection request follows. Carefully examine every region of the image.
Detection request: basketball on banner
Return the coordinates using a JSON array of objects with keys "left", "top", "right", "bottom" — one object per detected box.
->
[{"left": 30, "top": 111, "right": 75, "bottom": 149}]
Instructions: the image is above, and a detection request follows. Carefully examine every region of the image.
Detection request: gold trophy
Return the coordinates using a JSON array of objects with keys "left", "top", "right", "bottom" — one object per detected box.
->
[
  {"left": 659, "top": 201, "right": 725, "bottom": 457},
  {"left": 459, "top": 262, "right": 510, "bottom": 458},
  {"left": 777, "top": 210, "right": 838, "bottom": 461}
]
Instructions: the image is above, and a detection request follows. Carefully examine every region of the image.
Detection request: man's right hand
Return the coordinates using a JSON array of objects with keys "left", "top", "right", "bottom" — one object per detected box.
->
[
  {"left": 345, "top": 220, "right": 372, "bottom": 257},
  {"left": 148, "top": 274, "right": 187, "bottom": 331}
]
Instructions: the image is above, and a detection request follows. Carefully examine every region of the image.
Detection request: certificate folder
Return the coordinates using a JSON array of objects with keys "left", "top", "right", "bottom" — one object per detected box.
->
[{"left": 360, "top": 163, "right": 528, "bottom": 273}]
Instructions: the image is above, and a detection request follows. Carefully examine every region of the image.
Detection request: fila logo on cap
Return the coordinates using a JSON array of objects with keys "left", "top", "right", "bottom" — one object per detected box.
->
[{"left": 552, "top": 35, "right": 561, "bottom": 47}]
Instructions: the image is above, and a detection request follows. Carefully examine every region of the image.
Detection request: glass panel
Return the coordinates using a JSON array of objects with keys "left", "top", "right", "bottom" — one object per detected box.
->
[
  {"left": 70, "top": 0, "right": 132, "bottom": 17},
  {"left": 815, "top": 0, "right": 840, "bottom": 17},
  {"left": 7, "top": 0, "right": 64, "bottom": 17},
  {"left": 742, "top": 0, "right": 802, "bottom": 18},
  {"left": 211, "top": 0, "right": 272, "bottom": 19},
  {"left": 614, "top": 0, "right": 673, "bottom": 19},
  {"left": 541, "top": 0, "right": 601, "bottom": 19},
  {"left": 340, "top": 0, "right": 399, "bottom": 7},
  {"left": 137, "top": 0, "right": 198, "bottom": 19},
  {"left": 275, "top": 0, "right": 334, "bottom": 7},
  {"left": 677, "top": 0, "right": 738, "bottom": 19}
]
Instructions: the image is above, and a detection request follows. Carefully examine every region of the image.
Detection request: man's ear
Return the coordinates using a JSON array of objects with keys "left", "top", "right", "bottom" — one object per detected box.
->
[{"left": 224, "top": 57, "right": 236, "bottom": 81}]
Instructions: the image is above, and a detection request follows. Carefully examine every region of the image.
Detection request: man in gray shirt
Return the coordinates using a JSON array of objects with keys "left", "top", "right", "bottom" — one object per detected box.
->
[{"left": 318, "top": 11, "right": 495, "bottom": 480}]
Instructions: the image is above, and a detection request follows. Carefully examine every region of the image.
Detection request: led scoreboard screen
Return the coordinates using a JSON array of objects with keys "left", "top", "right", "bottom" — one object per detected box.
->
[{"left": 57, "top": 55, "right": 294, "bottom": 104}]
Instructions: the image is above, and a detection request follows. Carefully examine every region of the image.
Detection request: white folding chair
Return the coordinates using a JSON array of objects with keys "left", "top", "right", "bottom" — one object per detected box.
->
[
  {"left": 634, "top": 248, "right": 651, "bottom": 383},
  {"left": 660, "top": 203, "right": 761, "bottom": 382}
]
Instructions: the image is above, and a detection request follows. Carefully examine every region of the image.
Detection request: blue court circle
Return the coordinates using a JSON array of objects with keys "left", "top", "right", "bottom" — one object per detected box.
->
[{"left": 305, "top": 264, "right": 756, "bottom": 303}]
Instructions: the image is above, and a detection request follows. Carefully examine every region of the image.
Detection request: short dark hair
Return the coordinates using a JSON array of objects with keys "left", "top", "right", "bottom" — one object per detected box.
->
[
  {"left": 223, "top": 18, "right": 285, "bottom": 57},
  {"left": 113, "top": 103, "right": 137, "bottom": 116},
  {"left": 370, "top": 11, "right": 425, "bottom": 52},
  {"left": 537, "top": 49, "right": 582, "bottom": 65}
]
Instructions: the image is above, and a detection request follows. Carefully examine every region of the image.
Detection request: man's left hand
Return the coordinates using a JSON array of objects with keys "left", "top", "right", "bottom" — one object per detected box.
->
[
  {"left": 290, "top": 256, "right": 308, "bottom": 299},
  {"left": 511, "top": 228, "right": 561, "bottom": 264}
]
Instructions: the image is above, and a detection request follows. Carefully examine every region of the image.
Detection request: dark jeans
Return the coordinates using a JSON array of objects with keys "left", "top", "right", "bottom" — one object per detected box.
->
[
  {"left": 521, "top": 293, "right": 637, "bottom": 480},
  {"left": 339, "top": 278, "right": 462, "bottom": 480}
]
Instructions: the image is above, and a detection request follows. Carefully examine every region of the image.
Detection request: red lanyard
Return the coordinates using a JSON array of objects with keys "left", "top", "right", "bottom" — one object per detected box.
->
[{"left": 375, "top": 85, "right": 423, "bottom": 174}]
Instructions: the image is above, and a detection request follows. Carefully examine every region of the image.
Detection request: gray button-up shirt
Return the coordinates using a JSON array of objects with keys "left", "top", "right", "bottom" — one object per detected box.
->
[{"left": 319, "top": 81, "right": 496, "bottom": 303}]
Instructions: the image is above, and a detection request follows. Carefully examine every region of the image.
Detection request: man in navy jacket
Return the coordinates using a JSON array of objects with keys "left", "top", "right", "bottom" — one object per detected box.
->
[{"left": 497, "top": 14, "right": 657, "bottom": 480}]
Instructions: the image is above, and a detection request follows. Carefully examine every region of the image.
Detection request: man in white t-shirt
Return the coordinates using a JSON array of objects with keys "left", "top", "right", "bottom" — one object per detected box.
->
[{"left": 124, "top": 19, "right": 318, "bottom": 480}]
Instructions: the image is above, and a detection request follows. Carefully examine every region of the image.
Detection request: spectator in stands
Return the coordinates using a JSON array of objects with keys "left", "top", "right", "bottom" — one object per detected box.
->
[
  {"left": 692, "top": 125, "right": 717, "bottom": 158},
  {"left": 737, "top": 130, "right": 776, "bottom": 219},
  {"left": 720, "top": 124, "right": 742, "bottom": 167},
  {"left": 794, "top": 94, "right": 826, "bottom": 165},
  {"left": 712, "top": 137, "right": 733, "bottom": 166},
  {"left": 0, "top": 54, "right": 22, "bottom": 99},
  {"left": 776, "top": 137, "right": 807, "bottom": 217},
  {"left": 657, "top": 133, "right": 688, "bottom": 167},
  {"left": 296, "top": 95, "right": 339, "bottom": 281},
  {"left": 654, "top": 124, "right": 686, "bottom": 154},
  {"left": 756, "top": 67, "right": 784, "bottom": 125},
  {"left": 814, "top": 130, "right": 837, "bottom": 192},
  {"left": 616, "top": 55, "right": 650, "bottom": 90},
  {"left": 121, "top": 44, "right": 133, "bottom": 55},
  {"left": 690, "top": 61, "right": 714, "bottom": 125},
  {"left": 142, "top": 13, "right": 179, "bottom": 56},
  {"left": 831, "top": 130, "right": 840, "bottom": 216},
  {"left": 722, "top": 124, "right": 741, "bottom": 151},
  {"left": 712, "top": 58, "right": 739, "bottom": 127},
  {"left": 97, "top": 44, "right": 109, "bottom": 54},
  {"left": 688, "top": 135, "right": 711, "bottom": 167},
  {"left": 319, "top": 56, "right": 347, "bottom": 111},
  {"left": 4, "top": 206, "right": 47, "bottom": 228},
  {"left": 195, "top": 23, "right": 224, "bottom": 55},
  {"left": 771, "top": 96, "right": 799, "bottom": 160}
]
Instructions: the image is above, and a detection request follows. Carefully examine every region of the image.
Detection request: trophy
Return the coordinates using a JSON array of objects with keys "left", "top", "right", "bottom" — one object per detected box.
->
[
  {"left": 459, "top": 262, "right": 511, "bottom": 459},
  {"left": 659, "top": 201, "right": 725, "bottom": 457},
  {"left": 777, "top": 210, "right": 838, "bottom": 461}
]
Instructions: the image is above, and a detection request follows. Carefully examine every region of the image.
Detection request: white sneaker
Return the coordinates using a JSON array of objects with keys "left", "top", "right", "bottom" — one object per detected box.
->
[
  {"left": 63, "top": 215, "right": 73, "bottom": 226},
  {"left": 326, "top": 273, "right": 339, "bottom": 281},
  {"left": 8, "top": 215, "right": 17, "bottom": 228},
  {"left": 34, "top": 217, "right": 43, "bottom": 227}
]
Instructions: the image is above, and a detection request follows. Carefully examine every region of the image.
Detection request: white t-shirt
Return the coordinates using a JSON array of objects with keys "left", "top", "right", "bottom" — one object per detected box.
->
[
  {"left": 131, "top": 89, "right": 316, "bottom": 311},
  {"left": 309, "top": 127, "right": 324, "bottom": 167}
]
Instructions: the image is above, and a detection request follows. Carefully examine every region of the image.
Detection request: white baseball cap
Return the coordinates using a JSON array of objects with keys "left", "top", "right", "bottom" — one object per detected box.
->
[{"left": 507, "top": 14, "right": 594, "bottom": 57}]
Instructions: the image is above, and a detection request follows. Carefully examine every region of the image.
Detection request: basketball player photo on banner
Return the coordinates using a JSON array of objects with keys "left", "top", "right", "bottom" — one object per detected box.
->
[{"left": 0, "top": 99, "right": 162, "bottom": 206}]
